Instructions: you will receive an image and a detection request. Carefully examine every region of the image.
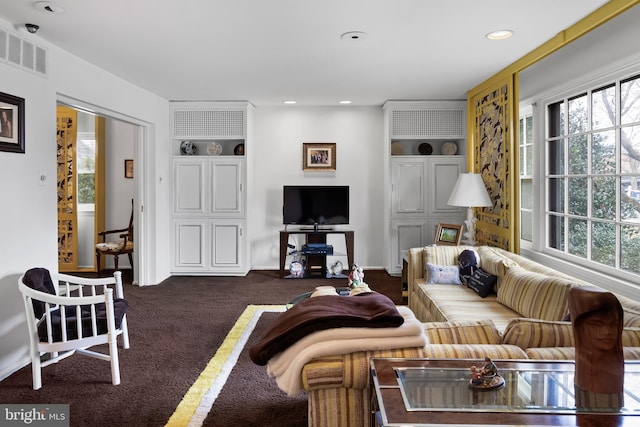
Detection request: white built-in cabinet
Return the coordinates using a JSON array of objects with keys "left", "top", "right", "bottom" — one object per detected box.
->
[
  {"left": 383, "top": 101, "right": 468, "bottom": 275},
  {"left": 170, "top": 102, "right": 252, "bottom": 275}
]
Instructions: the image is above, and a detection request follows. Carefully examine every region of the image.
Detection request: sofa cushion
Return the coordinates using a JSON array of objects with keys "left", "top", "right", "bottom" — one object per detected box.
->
[
  {"left": 421, "top": 344, "right": 527, "bottom": 360},
  {"left": 466, "top": 268, "right": 497, "bottom": 298},
  {"left": 497, "top": 266, "right": 576, "bottom": 321},
  {"left": 422, "top": 320, "right": 502, "bottom": 345},
  {"left": 476, "top": 246, "right": 518, "bottom": 279},
  {"left": 426, "top": 263, "right": 461, "bottom": 285},
  {"left": 502, "top": 318, "right": 575, "bottom": 349},
  {"left": 422, "top": 245, "right": 474, "bottom": 277}
]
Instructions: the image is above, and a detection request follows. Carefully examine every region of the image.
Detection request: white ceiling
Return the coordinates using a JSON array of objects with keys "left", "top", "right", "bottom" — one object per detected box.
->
[{"left": 0, "top": 0, "right": 610, "bottom": 106}]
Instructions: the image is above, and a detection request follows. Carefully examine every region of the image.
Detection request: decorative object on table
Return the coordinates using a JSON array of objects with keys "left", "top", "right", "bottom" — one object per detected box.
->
[
  {"left": 329, "top": 260, "right": 343, "bottom": 276},
  {"left": 569, "top": 286, "right": 624, "bottom": 410},
  {"left": 348, "top": 263, "right": 372, "bottom": 295},
  {"left": 418, "top": 142, "right": 433, "bottom": 155},
  {"left": 441, "top": 141, "right": 458, "bottom": 155},
  {"left": 124, "top": 159, "right": 134, "bottom": 179},
  {"left": 207, "top": 142, "right": 223, "bottom": 155},
  {"left": 0, "top": 91, "right": 25, "bottom": 153},
  {"left": 234, "top": 143, "right": 245, "bottom": 155},
  {"left": 469, "top": 357, "right": 504, "bottom": 390},
  {"left": 180, "top": 140, "right": 198, "bottom": 155},
  {"left": 434, "top": 223, "right": 463, "bottom": 246},
  {"left": 447, "top": 173, "right": 492, "bottom": 245},
  {"left": 303, "top": 142, "right": 336, "bottom": 172}
]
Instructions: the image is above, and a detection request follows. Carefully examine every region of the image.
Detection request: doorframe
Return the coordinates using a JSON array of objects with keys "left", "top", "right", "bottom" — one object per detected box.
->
[{"left": 57, "top": 94, "right": 151, "bottom": 286}]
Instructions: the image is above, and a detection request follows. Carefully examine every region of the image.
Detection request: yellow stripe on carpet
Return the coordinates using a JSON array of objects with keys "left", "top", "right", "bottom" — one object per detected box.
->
[{"left": 166, "top": 304, "right": 285, "bottom": 427}]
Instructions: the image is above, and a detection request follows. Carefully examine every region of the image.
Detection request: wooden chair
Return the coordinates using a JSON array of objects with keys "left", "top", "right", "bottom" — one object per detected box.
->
[
  {"left": 96, "top": 199, "right": 134, "bottom": 275},
  {"left": 18, "top": 268, "right": 130, "bottom": 390}
]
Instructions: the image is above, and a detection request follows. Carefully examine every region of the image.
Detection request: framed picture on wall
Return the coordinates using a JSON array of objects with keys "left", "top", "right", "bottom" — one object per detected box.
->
[
  {"left": 303, "top": 142, "right": 336, "bottom": 171},
  {"left": 0, "top": 92, "right": 25, "bottom": 154},
  {"left": 435, "top": 223, "right": 463, "bottom": 246}
]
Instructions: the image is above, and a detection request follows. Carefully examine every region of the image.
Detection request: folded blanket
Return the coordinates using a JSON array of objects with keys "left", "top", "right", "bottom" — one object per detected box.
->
[
  {"left": 266, "top": 306, "right": 427, "bottom": 396},
  {"left": 249, "top": 292, "right": 404, "bottom": 365}
]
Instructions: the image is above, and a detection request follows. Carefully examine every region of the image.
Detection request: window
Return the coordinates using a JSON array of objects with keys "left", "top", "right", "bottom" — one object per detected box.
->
[
  {"left": 76, "top": 137, "right": 95, "bottom": 207},
  {"left": 545, "top": 74, "right": 640, "bottom": 275},
  {"left": 519, "top": 110, "right": 533, "bottom": 243}
]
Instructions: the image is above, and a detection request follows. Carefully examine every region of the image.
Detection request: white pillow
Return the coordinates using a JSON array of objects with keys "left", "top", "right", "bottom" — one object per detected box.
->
[{"left": 426, "top": 263, "right": 462, "bottom": 285}]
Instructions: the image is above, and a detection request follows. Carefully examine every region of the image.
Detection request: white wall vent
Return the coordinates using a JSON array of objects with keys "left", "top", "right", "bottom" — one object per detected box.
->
[
  {"left": 172, "top": 109, "right": 245, "bottom": 139},
  {"left": 0, "top": 27, "right": 48, "bottom": 77},
  {"left": 391, "top": 108, "right": 465, "bottom": 139}
]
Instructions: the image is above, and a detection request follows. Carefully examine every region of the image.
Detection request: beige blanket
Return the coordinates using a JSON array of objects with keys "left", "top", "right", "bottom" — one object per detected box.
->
[{"left": 266, "top": 306, "right": 427, "bottom": 396}]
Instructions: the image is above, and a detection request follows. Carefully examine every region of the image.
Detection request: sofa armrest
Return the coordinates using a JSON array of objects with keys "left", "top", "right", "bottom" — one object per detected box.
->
[{"left": 502, "top": 318, "right": 575, "bottom": 349}]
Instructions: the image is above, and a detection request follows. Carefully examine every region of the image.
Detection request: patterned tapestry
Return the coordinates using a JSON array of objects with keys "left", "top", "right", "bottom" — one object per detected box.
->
[
  {"left": 470, "top": 75, "right": 518, "bottom": 251},
  {"left": 57, "top": 106, "right": 78, "bottom": 270}
]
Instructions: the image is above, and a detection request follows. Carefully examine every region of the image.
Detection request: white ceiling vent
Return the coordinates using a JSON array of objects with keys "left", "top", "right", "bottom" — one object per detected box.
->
[{"left": 0, "top": 27, "right": 48, "bottom": 77}]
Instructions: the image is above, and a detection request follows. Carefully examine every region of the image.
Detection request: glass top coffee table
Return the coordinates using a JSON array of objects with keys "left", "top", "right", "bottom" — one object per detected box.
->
[{"left": 370, "top": 358, "right": 640, "bottom": 426}]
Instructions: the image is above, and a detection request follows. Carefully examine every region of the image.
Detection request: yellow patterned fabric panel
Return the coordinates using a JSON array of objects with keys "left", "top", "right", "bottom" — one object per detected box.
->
[
  {"left": 421, "top": 344, "right": 527, "bottom": 359},
  {"left": 497, "top": 266, "right": 576, "bottom": 321},
  {"left": 502, "top": 318, "right": 574, "bottom": 349},
  {"left": 416, "top": 284, "right": 520, "bottom": 332},
  {"left": 302, "top": 347, "right": 428, "bottom": 392},
  {"left": 307, "top": 387, "right": 369, "bottom": 427},
  {"left": 422, "top": 320, "right": 502, "bottom": 345}
]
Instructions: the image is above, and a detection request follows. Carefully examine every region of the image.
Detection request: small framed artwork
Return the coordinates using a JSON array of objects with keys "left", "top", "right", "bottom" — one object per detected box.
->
[
  {"left": 435, "top": 223, "right": 463, "bottom": 246},
  {"left": 303, "top": 142, "right": 336, "bottom": 172},
  {"left": 124, "top": 159, "right": 134, "bottom": 178},
  {"left": 0, "top": 92, "right": 25, "bottom": 154}
]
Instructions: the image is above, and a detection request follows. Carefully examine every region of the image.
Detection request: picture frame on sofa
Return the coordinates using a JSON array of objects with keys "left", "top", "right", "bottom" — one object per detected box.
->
[{"left": 435, "top": 223, "right": 462, "bottom": 245}]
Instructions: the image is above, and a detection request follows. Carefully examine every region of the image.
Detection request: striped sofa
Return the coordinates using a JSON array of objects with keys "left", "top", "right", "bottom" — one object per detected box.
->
[{"left": 300, "top": 246, "right": 640, "bottom": 427}]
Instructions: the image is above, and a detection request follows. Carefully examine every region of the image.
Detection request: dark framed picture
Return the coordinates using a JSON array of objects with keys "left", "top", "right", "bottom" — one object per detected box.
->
[
  {"left": 0, "top": 92, "right": 25, "bottom": 153},
  {"left": 435, "top": 223, "right": 463, "bottom": 246},
  {"left": 124, "top": 159, "right": 134, "bottom": 178},
  {"left": 303, "top": 142, "right": 336, "bottom": 171}
]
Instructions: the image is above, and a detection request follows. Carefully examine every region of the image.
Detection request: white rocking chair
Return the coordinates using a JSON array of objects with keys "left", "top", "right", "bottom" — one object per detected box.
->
[{"left": 18, "top": 268, "right": 130, "bottom": 390}]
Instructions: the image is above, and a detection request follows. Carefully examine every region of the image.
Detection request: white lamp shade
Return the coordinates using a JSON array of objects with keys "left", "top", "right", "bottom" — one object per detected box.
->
[{"left": 447, "top": 173, "right": 492, "bottom": 207}]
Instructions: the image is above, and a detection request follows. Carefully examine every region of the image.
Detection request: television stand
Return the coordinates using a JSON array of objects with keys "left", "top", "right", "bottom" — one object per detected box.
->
[{"left": 279, "top": 229, "right": 354, "bottom": 279}]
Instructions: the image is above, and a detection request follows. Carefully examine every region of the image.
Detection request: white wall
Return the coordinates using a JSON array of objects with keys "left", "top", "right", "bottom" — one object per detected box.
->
[
  {"left": 249, "top": 106, "right": 385, "bottom": 270},
  {"left": 0, "top": 19, "right": 170, "bottom": 380}
]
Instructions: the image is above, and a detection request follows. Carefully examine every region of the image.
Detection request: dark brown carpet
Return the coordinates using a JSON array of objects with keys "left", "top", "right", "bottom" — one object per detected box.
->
[{"left": 0, "top": 269, "right": 401, "bottom": 426}]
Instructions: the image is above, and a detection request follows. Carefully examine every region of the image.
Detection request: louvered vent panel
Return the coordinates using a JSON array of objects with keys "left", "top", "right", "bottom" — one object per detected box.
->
[
  {"left": 0, "top": 29, "right": 7, "bottom": 61},
  {"left": 22, "top": 40, "right": 34, "bottom": 70},
  {"left": 35, "top": 46, "right": 47, "bottom": 74},
  {"left": 173, "top": 109, "right": 245, "bottom": 138},
  {"left": 8, "top": 34, "right": 20, "bottom": 65},
  {"left": 391, "top": 109, "right": 465, "bottom": 138}
]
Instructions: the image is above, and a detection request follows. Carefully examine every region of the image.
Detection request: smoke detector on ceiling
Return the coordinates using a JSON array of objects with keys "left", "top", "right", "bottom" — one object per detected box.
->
[{"left": 35, "top": 2, "right": 64, "bottom": 13}]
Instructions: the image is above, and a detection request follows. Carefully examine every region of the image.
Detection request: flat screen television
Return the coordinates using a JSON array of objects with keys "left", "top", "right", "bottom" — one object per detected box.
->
[{"left": 283, "top": 185, "right": 349, "bottom": 228}]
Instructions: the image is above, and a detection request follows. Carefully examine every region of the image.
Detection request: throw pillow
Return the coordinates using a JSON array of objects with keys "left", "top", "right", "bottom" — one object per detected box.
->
[
  {"left": 458, "top": 249, "right": 480, "bottom": 284},
  {"left": 426, "top": 263, "right": 461, "bottom": 285},
  {"left": 466, "top": 268, "right": 497, "bottom": 298}
]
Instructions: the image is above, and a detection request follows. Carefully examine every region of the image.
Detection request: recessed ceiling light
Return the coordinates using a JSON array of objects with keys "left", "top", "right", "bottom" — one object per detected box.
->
[
  {"left": 339, "top": 100, "right": 352, "bottom": 104},
  {"left": 283, "top": 100, "right": 296, "bottom": 104},
  {"left": 486, "top": 30, "right": 513, "bottom": 40},
  {"left": 341, "top": 31, "right": 368, "bottom": 41}
]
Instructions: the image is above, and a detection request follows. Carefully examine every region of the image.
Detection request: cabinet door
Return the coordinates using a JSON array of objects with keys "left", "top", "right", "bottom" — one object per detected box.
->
[
  {"left": 173, "top": 159, "right": 206, "bottom": 214},
  {"left": 392, "top": 159, "right": 425, "bottom": 215},
  {"left": 209, "top": 219, "right": 246, "bottom": 273},
  {"left": 427, "top": 157, "right": 466, "bottom": 215},
  {"left": 390, "top": 219, "right": 428, "bottom": 275},
  {"left": 173, "top": 219, "right": 207, "bottom": 270},
  {"left": 209, "top": 158, "right": 244, "bottom": 216}
]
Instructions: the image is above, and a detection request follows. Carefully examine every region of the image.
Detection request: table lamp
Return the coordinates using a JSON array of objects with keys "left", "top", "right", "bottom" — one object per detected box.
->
[{"left": 447, "top": 173, "right": 492, "bottom": 245}]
